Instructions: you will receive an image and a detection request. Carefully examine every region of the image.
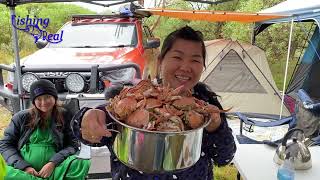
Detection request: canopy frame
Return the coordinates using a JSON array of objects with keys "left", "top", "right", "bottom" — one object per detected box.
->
[{"left": 0, "top": 0, "right": 289, "bottom": 111}]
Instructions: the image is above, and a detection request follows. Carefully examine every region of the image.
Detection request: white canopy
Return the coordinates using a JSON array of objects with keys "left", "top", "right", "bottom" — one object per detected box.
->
[
  {"left": 257, "top": 0, "right": 320, "bottom": 27},
  {"left": 260, "top": 0, "right": 320, "bottom": 15}
]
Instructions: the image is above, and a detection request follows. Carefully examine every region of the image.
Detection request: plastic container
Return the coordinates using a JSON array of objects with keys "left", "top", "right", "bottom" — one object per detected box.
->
[{"left": 277, "top": 158, "right": 295, "bottom": 180}]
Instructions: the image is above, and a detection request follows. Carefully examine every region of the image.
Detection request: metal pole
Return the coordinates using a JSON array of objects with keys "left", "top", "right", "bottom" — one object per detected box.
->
[
  {"left": 251, "top": 23, "right": 256, "bottom": 45},
  {"left": 9, "top": 7, "right": 24, "bottom": 110},
  {"left": 280, "top": 19, "right": 294, "bottom": 119}
]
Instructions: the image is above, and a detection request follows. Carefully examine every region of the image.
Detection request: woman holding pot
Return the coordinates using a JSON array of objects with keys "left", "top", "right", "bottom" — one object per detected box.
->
[
  {"left": 0, "top": 79, "right": 90, "bottom": 179},
  {"left": 72, "top": 26, "right": 236, "bottom": 180}
]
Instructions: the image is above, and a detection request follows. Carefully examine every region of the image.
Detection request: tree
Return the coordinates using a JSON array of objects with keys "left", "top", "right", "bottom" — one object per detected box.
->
[{"left": 0, "top": 3, "right": 95, "bottom": 64}]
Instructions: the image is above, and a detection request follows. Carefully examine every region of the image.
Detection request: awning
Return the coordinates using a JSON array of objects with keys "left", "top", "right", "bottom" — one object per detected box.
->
[
  {"left": 138, "top": 8, "right": 289, "bottom": 23},
  {"left": 255, "top": 0, "right": 320, "bottom": 35}
]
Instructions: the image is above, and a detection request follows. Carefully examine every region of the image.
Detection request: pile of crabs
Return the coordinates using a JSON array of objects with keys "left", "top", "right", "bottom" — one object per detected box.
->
[{"left": 107, "top": 80, "right": 224, "bottom": 132}]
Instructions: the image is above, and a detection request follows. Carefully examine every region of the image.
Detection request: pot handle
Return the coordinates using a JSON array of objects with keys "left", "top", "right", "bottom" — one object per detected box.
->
[
  {"left": 105, "top": 122, "right": 120, "bottom": 133},
  {"left": 281, "top": 128, "right": 304, "bottom": 146}
]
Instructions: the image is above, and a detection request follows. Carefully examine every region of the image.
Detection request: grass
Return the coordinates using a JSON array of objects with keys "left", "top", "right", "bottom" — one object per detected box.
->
[
  {"left": 0, "top": 51, "right": 13, "bottom": 65},
  {"left": 268, "top": 59, "right": 298, "bottom": 90},
  {"left": 0, "top": 106, "right": 11, "bottom": 139},
  {"left": 215, "top": 165, "right": 240, "bottom": 180}
]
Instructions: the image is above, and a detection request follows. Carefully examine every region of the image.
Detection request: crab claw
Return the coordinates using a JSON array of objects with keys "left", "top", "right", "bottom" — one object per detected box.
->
[{"left": 171, "top": 85, "right": 185, "bottom": 96}]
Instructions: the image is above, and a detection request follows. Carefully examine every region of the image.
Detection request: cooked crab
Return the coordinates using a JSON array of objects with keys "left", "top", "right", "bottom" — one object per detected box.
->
[{"left": 107, "top": 80, "right": 229, "bottom": 132}]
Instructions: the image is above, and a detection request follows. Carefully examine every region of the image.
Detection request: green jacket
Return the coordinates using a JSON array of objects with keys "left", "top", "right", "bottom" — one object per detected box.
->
[{"left": 0, "top": 154, "right": 5, "bottom": 178}]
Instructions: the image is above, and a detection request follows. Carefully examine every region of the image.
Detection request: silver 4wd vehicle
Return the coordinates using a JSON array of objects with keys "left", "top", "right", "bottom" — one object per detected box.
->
[{"left": 0, "top": 12, "right": 160, "bottom": 114}]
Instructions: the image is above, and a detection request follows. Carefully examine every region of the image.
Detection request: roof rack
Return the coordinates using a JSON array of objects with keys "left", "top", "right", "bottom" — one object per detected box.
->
[
  {"left": 72, "top": 3, "right": 151, "bottom": 22},
  {"left": 185, "top": 0, "right": 233, "bottom": 5},
  {"left": 72, "top": 14, "right": 134, "bottom": 22}
]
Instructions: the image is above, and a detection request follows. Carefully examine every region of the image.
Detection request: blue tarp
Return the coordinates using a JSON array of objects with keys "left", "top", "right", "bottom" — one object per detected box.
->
[{"left": 286, "top": 26, "right": 320, "bottom": 100}]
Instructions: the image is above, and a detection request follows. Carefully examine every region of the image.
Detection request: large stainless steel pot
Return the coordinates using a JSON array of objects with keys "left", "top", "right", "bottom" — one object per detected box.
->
[{"left": 107, "top": 111, "right": 211, "bottom": 173}]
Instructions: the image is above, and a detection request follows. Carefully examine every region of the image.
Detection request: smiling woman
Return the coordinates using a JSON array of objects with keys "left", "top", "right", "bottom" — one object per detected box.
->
[
  {"left": 158, "top": 38, "right": 205, "bottom": 92},
  {"left": 72, "top": 26, "right": 236, "bottom": 180}
]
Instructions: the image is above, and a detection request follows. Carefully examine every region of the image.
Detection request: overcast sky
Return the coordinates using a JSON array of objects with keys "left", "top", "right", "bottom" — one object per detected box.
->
[{"left": 69, "top": 0, "right": 157, "bottom": 13}]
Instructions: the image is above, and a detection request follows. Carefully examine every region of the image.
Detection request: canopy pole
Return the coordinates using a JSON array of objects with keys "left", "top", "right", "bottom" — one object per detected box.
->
[
  {"left": 9, "top": 7, "right": 24, "bottom": 110},
  {"left": 251, "top": 23, "right": 256, "bottom": 45},
  {"left": 280, "top": 18, "right": 294, "bottom": 119}
]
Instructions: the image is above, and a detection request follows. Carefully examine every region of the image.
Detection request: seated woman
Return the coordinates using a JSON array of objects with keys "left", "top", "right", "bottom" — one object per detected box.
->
[{"left": 0, "top": 79, "right": 90, "bottom": 180}]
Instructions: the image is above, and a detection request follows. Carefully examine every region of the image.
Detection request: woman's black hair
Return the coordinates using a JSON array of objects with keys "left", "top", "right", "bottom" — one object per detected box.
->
[
  {"left": 158, "top": 26, "right": 206, "bottom": 67},
  {"left": 193, "top": 82, "right": 222, "bottom": 108},
  {"left": 193, "top": 82, "right": 227, "bottom": 120}
]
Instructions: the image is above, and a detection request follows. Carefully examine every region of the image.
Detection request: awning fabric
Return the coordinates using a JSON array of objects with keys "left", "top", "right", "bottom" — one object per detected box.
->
[
  {"left": 255, "top": 0, "right": 320, "bottom": 34},
  {"left": 138, "top": 8, "right": 289, "bottom": 23}
]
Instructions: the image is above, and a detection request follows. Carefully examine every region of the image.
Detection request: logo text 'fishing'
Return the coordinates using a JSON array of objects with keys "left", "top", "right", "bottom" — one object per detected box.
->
[{"left": 11, "top": 15, "right": 63, "bottom": 44}]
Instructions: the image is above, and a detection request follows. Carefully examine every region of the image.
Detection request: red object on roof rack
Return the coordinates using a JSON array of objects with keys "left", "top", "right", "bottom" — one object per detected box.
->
[
  {"left": 71, "top": 14, "right": 138, "bottom": 25},
  {"left": 72, "top": 14, "right": 133, "bottom": 20}
]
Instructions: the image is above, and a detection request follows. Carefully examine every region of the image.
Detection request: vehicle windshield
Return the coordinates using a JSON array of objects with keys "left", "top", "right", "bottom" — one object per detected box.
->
[{"left": 48, "top": 23, "right": 137, "bottom": 48}]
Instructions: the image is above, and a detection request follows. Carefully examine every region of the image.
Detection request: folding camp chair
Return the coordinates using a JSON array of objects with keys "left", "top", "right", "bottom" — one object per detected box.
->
[
  {"left": 236, "top": 89, "right": 320, "bottom": 146},
  {"left": 64, "top": 98, "right": 112, "bottom": 179}
]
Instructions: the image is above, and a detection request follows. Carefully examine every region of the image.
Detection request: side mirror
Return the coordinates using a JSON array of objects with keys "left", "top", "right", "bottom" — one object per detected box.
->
[
  {"left": 144, "top": 38, "right": 160, "bottom": 49},
  {"left": 36, "top": 40, "right": 48, "bottom": 49}
]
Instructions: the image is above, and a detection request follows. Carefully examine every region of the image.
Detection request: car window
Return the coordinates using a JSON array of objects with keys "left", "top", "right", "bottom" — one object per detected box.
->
[{"left": 48, "top": 23, "right": 138, "bottom": 48}]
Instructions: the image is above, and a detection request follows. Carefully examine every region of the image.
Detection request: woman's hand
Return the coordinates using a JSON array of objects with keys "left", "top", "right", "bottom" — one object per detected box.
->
[
  {"left": 205, "top": 104, "right": 222, "bottom": 132},
  {"left": 81, "top": 109, "right": 112, "bottom": 143},
  {"left": 24, "top": 167, "right": 39, "bottom": 177},
  {"left": 38, "top": 162, "right": 55, "bottom": 178}
]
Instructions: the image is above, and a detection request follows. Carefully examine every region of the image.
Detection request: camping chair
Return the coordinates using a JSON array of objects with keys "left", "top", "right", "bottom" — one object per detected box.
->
[{"left": 236, "top": 89, "right": 320, "bottom": 146}]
